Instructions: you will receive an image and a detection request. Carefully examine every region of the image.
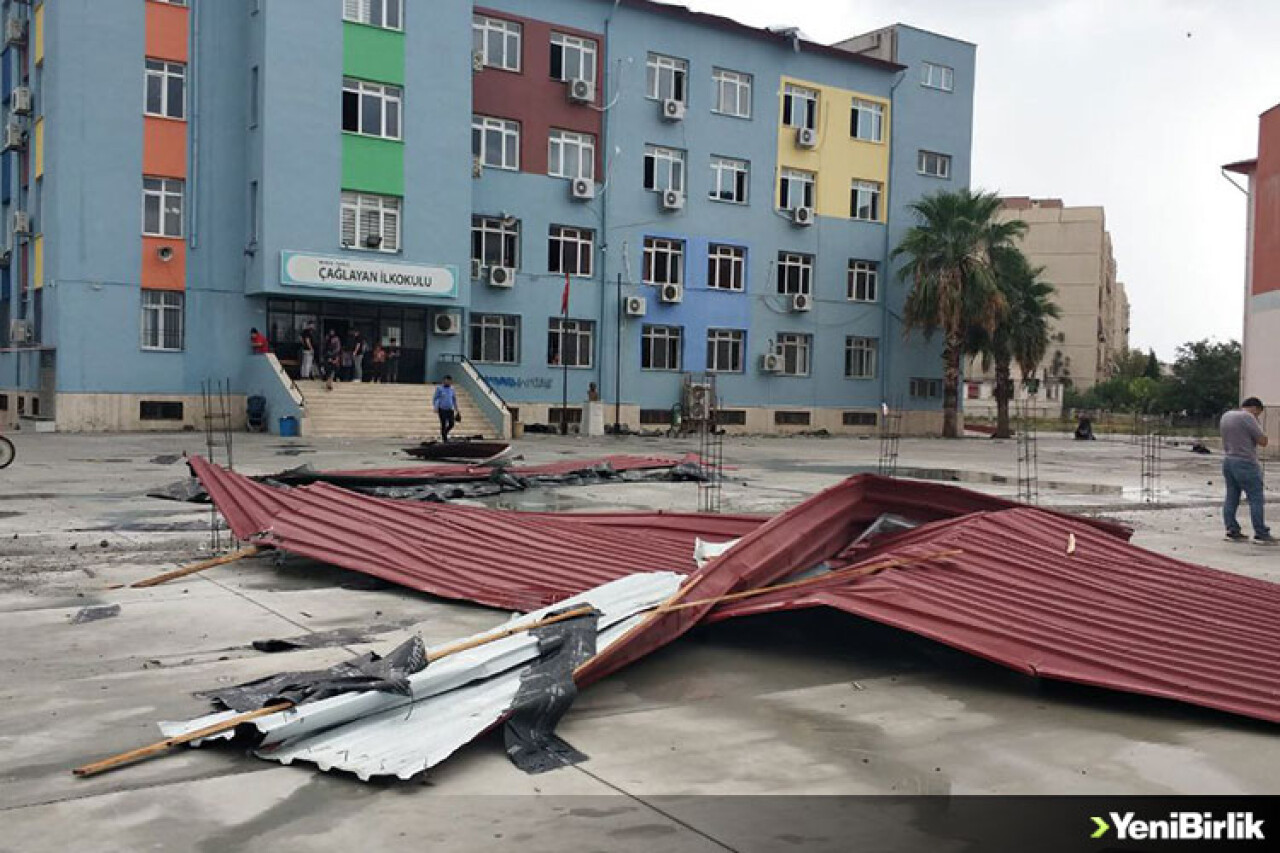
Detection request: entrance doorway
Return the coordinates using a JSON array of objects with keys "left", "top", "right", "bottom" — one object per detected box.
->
[{"left": 266, "top": 298, "right": 428, "bottom": 383}]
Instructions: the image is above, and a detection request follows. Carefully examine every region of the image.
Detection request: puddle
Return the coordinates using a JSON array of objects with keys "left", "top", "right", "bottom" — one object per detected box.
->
[
  {"left": 762, "top": 463, "right": 1124, "bottom": 496},
  {"left": 70, "top": 604, "right": 121, "bottom": 624},
  {"left": 150, "top": 454, "right": 183, "bottom": 465},
  {"left": 0, "top": 493, "right": 58, "bottom": 501},
  {"left": 0, "top": 511, "right": 21, "bottom": 519}
]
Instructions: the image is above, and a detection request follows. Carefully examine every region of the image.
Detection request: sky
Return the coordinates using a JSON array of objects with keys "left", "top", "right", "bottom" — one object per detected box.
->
[{"left": 661, "top": 0, "right": 1280, "bottom": 359}]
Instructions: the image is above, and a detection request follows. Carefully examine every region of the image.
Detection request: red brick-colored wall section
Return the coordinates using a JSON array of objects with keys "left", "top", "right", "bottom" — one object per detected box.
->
[
  {"left": 473, "top": 9, "right": 603, "bottom": 178},
  {"left": 1254, "top": 104, "right": 1280, "bottom": 296},
  {"left": 142, "top": 0, "right": 188, "bottom": 291}
]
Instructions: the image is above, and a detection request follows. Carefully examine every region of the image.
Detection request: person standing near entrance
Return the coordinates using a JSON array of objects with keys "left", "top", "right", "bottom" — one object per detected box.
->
[
  {"left": 250, "top": 328, "right": 269, "bottom": 354},
  {"left": 433, "top": 375, "right": 459, "bottom": 442},
  {"left": 1221, "top": 397, "right": 1275, "bottom": 544},
  {"left": 386, "top": 337, "right": 400, "bottom": 384},
  {"left": 323, "top": 329, "right": 342, "bottom": 391},
  {"left": 370, "top": 342, "right": 386, "bottom": 383},
  {"left": 350, "top": 331, "right": 366, "bottom": 383},
  {"left": 299, "top": 323, "right": 317, "bottom": 379}
]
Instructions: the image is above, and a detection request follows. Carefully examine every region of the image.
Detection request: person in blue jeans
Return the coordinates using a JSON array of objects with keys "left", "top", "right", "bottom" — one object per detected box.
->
[
  {"left": 433, "top": 375, "right": 459, "bottom": 442},
  {"left": 1220, "top": 397, "right": 1275, "bottom": 544}
]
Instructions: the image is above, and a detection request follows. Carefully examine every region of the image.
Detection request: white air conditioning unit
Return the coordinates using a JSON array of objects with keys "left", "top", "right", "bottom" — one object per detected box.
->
[
  {"left": 433, "top": 312, "right": 461, "bottom": 336},
  {"left": 488, "top": 265, "right": 515, "bottom": 288},
  {"left": 760, "top": 352, "right": 782, "bottom": 372},
  {"left": 3, "top": 120, "right": 25, "bottom": 152},
  {"left": 659, "top": 283, "right": 683, "bottom": 304},
  {"left": 570, "top": 177, "right": 595, "bottom": 201},
  {"left": 470, "top": 258, "right": 483, "bottom": 279},
  {"left": 796, "top": 126, "right": 818, "bottom": 148},
  {"left": 624, "top": 295, "right": 647, "bottom": 317},
  {"left": 567, "top": 77, "right": 595, "bottom": 104},
  {"left": 661, "top": 98, "right": 685, "bottom": 121},
  {"left": 472, "top": 156, "right": 483, "bottom": 179},
  {"left": 792, "top": 206, "right": 815, "bottom": 226},
  {"left": 686, "top": 383, "right": 711, "bottom": 420},
  {"left": 4, "top": 17, "right": 26, "bottom": 47},
  {"left": 471, "top": 50, "right": 485, "bottom": 73},
  {"left": 11, "top": 210, "right": 30, "bottom": 236},
  {"left": 8, "top": 318, "right": 30, "bottom": 344},
  {"left": 661, "top": 189, "right": 685, "bottom": 211},
  {"left": 790, "top": 293, "right": 812, "bottom": 312},
  {"left": 10, "top": 86, "right": 31, "bottom": 115}
]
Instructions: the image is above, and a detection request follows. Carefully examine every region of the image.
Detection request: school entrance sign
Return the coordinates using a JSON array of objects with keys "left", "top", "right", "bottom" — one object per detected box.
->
[{"left": 281, "top": 252, "right": 459, "bottom": 298}]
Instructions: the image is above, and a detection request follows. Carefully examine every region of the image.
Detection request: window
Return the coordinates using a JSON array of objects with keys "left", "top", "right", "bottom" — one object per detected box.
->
[
  {"left": 343, "top": 79, "right": 402, "bottom": 140},
  {"left": 782, "top": 83, "right": 818, "bottom": 129},
  {"left": 845, "top": 337, "right": 878, "bottom": 379},
  {"left": 642, "top": 237, "right": 684, "bottom": 286},
  {"left": 917, "top": 150, "right": 951, "bottom": 179},
  {"left": 706, "top": 328, "right": 745, "bottom": 373},
  {"left": 643, "top": 145, "right": 685, "bottom": 193},
  {"left": 646, "top": 53, "right": 688, "bottom": 102},
  {"left": 548, "top": 318, "right": 594, "bottom": 368},
  {"left": 472, "top": 15, "right": 521, "bottom": 72},
  {"left": 469, "top": 314, "right": 520, "bottom": 364},
  {"left": 549, "top": 407, "right": 584, "bottom": 426},
  {"left": 847, "top": 260, "right": 878, "bottom": 302},
  {"left": 709, "top": 155, "right": 749, "bottom": 204},
  {"left": 143, "top": 177, "right": 184, "bottom": 238},
  {"left": 718, "top": 409, "right": 747, "bottom": 426},
  {"left": 707, "top": 244, "right": 746, "bottom": 291},
  {"left": 843, "top": 411, "right": 878, "bottom": 427},
  {"left": 777, "top": 333, "right": 811, "bottom": 377},
  {"left": 472, "top": 216, "right": 519, "bottom": 269},
  {"left": 550, "top": 33, "right": 597, "bottom": 84},
  {"left": 548, "top": 129, "right": 595, "bottom": 180},
  {"left": 712, "top": 68, "right": 752, "bottom": 118},
  {"left": 966, "top": 382, "right": 981, "bottom": 400},
  {"left": 641, "top": 325, "right": 682, "bottom": 371},
  {"left": 775, "top": 410, "right": 811, "bottom": 426},
  {"left": 778, "top": 168, "right": 814, "bottom": 210},
  {"left": 249, "top": 180, "right": 259, "bottom": 244},
  {"left": 341, "top": 191, "right": 401, "bottom": 252},
  {"left": 850, "top": 98, "right": 883, "bottom": 142},
  {"left": 549, "top": 225, "right": 594, "bottom": 277},
  {"left": 777, "top": 252, "right": 813, "bottom": 295},
  {"left": 153, "top": 0, "right": 187, "bottom": 5},
  {"left": 141, "top": 291, "right": 185, "bottom": 351},
  {"left": 249, "top": 65, "right": 259, "bottom": 127},
  {"left": 851, "top": 180, "right": 882, "bottom": 221},
  {"left": 910, "top": 377, "right": 943, "bottom": 398},
  {"left": 144, "top": 59, "right": 185, "bottom": 119},
  {"left": 640, "top": 409, "right": 674, "bottom": 425},
  {"left": 140, "top": 401, "right": 185, "bottom": 420},
  {"left": 921, "top": 62, "right": 954, "bottom": 92},
  {"left": 472, "top": 115, "right": 519, "bottom": 170},
  {"left": 342, "top": 0, "right": 403, "bottom": 30}
]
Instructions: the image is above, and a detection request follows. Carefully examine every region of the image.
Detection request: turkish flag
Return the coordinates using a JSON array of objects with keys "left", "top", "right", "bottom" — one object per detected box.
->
[{"left": 560, "top": 269, "right": 571, "bottom": 316}]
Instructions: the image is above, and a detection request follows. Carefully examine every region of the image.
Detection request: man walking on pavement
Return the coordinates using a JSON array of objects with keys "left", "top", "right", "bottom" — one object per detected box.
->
[
  {"left": 1221, "top": 396, "right": 1275, "bottom": 544},
  {"left": 433, "top": 375, "right": 460, "bottom": 442}
]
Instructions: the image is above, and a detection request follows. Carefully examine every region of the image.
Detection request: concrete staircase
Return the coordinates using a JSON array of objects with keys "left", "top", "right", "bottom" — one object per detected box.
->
[{"left": 296, "top": 381, "right": 496, "bottom": 439}]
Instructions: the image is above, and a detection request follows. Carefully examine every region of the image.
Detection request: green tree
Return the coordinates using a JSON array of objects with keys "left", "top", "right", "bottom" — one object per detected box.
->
[
  {"left": 1112, "top": 348, "right": 1150, "bottom": 381},
  {"left": 1143, "top": 349, "right": 1161, "bottom": 380},
  {"left": 1129, "top": 376, "right": 1159, "bottom": 412},
  {"left": 893, "top": 189, "right": 1026, "bottom": 438},
  {"left": 1158, "top": 339, "right": 1241, "bottom": 418},
  {"left": 968, "top": 247, "right": 1060, "bottom": 438}
]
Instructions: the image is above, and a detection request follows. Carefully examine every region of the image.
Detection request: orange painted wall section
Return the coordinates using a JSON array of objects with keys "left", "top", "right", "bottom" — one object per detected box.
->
[
  {"left": 141, "top": 237, "right": 186, "bottom": 291},
  {"left": 1254, "top": 105, "right": 1280, "bottom": 296},
  {"left": 145, "top": 1, "right": 189, "bottom": 62},
  {"left": 143, "top": 117, "right": 186, "bottom": 178}
]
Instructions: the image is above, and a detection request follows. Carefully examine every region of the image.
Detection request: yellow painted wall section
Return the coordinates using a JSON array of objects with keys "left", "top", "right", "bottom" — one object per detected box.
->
[
  {"left": 33, "top": 3, "right": 44, "bottom": 65},
  {"left": 33, "top": 234, "right": 43, "bottom": 289},
  {"left": 33, "top": 117, "right": 43, "bottom": 178},
  {"left": 776, "top": 76, "right": 890, "bottom": 221}
]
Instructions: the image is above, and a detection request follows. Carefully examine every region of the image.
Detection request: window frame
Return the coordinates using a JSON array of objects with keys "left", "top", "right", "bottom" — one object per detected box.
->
[
  {"left": 909, "top": 376, "right": 943, "bottom": 398},
  {"left": 777, "top": 251, "right": 813, "bottom": 296},
  {"left": 140, "top": 290, "right": 185, "bottom": 352},
  {"left": 550, "top": 32, "right": 598, "bottom": 85},
  {"left": 711, "top": 67, "right": 752, "bottom": 118},
  {"left": 144, "top": 58, "right": 186, "bottom": 120},
  {"left": 850, "top": 179, "right": 882, "bottom": 222},
  {"left": 778, "top": 168, "right": 815, "bottom": 211},
  {"left": 472, "top": 15, "right": 522, "bottom": 72},
  {"left": 642, "top": 237, "right": 685, "bottom": 287},
  {"left": 469, "top": 313, "right": 521, "bottom": 365},
  {"left": 782, "top": 83, "right": 818, "bottom": 130},
  {"left": 548, "top": 128, "right": 596, "bottom": 180},
  {"left": 921, "top": 62, "right": 954, "bottom": 92},
  {"left": 142, "top": 177, "right": 184, "bottom": 238},
  {"left": 917, "top": 150, "right": 952, "bottom": 179},
  {"left": 776, "top": 332, "right": 812, "bottom": 377},
  {"left": 706, "top": 328, "right": 745, "bottom": 373},
  {"left": 342, "top": 0, "right": 403, "bottom": 31},
  {"left": 709, "top": 155, "right": 749, "bottom": 204},
  {"left": 845, "top": 337, "right": 879, "bottom": 379},
  {"left": 547, "top": 317, "right": 595, "bottom": 368},
  {"left": 471, "top": 216, "right": 520, "bottom": 269},
  {"left": 850, "top": 97, "right": 884, "bottom": 143},
  {"left": 343, "top": 78, "right": 403, "bottom": 141},
  {"left": 641, "top": 324, "right": 683, "bottom": 372},
  {"left": 643, "top": 144, "right": 686, "bottom": 193},
  {"left": 847, "top": 259, "right": 879, "bottom": 302},
  {"left": 707, "top": 243, "right": 746, "bottom": 291},
  {"left": 340, "top": 190, "right": 402, "bottom": 253},
  {"left": 471, "top": 114, "right": 520, "bottom": 171},
  {"left": 548, "top": 225, "right": 595, "bottom": 277},
  {"left": 646, "top": 53, "right": 689, "bottom": 103}
]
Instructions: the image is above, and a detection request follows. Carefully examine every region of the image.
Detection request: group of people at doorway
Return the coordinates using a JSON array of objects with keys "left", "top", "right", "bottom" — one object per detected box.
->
[{"left": 292, "top": 324, "right": 400, "bottom": 391}]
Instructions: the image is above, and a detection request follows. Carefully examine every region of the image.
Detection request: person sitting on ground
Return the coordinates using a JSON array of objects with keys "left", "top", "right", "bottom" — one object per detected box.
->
[
  {"left": 1074, "top": 415, "right": 1096, "bottom": 441},
  {"left": 1221, "top": 397, "right": 1275, "bottom": 545}
]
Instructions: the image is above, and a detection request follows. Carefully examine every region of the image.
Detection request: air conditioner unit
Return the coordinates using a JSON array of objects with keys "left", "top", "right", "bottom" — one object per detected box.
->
[
  {"left": 624, "top": 295, "right": 647, "bottom": 317},
  {"left": 760, "top": 352, "right": 782, "bottom": 372},
  {"left": 11, "top": 210, "right": 30, "bottom": 236},
  {"left": 661, "top": 98, "right": 685, "bottom": 121},
  {"left": 3, "top": 120, "right": 25, "bottom": 152},
  {"left": 567, "top": 77, "right": 595, "bottom": 104},
  {"left": 570, "top": 177, "right": 595, "bottom": 201},
  {"left": 8, "top": 318, "right": 30, "bottom": 344},
  {"left": 470, "top": 258, "right": 483, "bottom": 279},
  {"left": 686, "top": 383, "right": 711, "bottom": 420},
  {"left": 659, "top": 283, "right": 683, "bottom": 304},
  {"left": 4, "top": 17, "right": 26, "bottom": 47},
  {"left": 487, "top": 265, "right": 515, "bottom": 288},
  {"left": 10, "top": 86, "right": 31, "bottom": 115},
  {"left": 471, "top": 50, "right": 485, "bottom": 73},
  {"left": 363, "top": 234, "right": 383, "bottom": 249},
  {"left": 661, "top": 189, "right": 685, "bottom": 211},
  {"left": 790, "top": 292, "right": 812, "bottom": 312},
  {"left": 795, "top": 126, "right": 818, "bottom": 148},
  {"left": 433, "top": 312, "right": 461, "bottom": 336},
  {"left": 472, "top": 157, "right": 483, "bottom": 179},
  {"left": 792, "top": 206, "right": 815, "bottom": 226}
]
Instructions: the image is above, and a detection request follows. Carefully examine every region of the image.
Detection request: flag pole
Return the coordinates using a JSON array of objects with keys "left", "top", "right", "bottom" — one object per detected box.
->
[{"left": 560, "top": 269, "right": 570, "bottom": 436}]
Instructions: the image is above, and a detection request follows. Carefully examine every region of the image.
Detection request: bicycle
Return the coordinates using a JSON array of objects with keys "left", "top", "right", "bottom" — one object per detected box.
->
[{"left": 0, "top": 433, "right": 12, "bottom": 469}]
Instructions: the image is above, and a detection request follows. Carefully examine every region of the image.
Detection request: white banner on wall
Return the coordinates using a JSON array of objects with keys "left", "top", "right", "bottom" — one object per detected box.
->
[{"left": 280, "top": 251, "right": 458, "bottom": 298}]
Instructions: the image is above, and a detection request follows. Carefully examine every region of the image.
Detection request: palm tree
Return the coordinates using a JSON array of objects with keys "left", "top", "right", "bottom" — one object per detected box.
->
[
  {"left": 892, "top": 189, "right": 1026, "bottom": 438},
  {"left": 969, "top": 246, "right": 1060, "bottom": 438}
]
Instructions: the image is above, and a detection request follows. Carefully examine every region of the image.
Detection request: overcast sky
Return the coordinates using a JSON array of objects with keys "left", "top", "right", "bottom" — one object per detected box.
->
[{"left": 665, "top": 0, "right": 1280, "bottom": 359}]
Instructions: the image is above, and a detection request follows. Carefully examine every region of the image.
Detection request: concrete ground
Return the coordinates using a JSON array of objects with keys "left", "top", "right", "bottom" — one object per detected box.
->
[{"left": 1, "top": 428, "right": 1277, "bottom": 851}]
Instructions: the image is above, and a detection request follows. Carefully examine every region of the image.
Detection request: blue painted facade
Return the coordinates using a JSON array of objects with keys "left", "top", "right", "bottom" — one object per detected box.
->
[{"left": 0, "top": 0, "right": 973, "bottom": 431}]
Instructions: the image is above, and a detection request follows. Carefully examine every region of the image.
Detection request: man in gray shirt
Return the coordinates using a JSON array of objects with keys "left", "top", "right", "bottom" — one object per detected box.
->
[{"left": 1221, "top": 397, "right": 1274, "bottom": 543}]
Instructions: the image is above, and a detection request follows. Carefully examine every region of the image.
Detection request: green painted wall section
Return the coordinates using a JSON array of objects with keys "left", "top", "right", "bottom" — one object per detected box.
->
[
  {"left": 342, "top": 134, "right": 404, "bottom": 196},
  {"left": 343, "top": 22, "right": 404, "bottom": 85}
]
